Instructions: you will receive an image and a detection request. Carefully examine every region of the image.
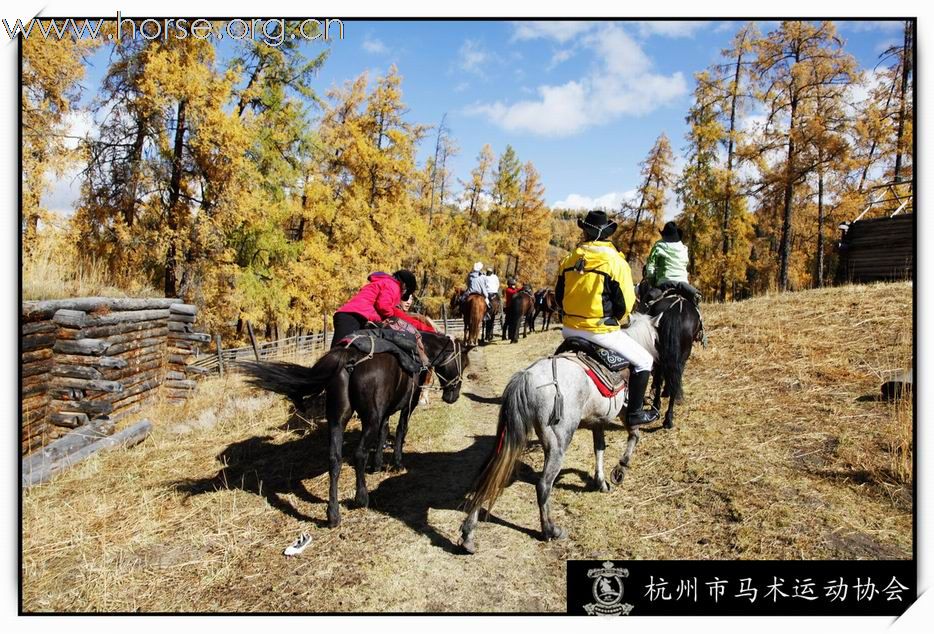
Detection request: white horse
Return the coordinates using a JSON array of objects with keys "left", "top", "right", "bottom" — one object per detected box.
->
[{"left": 459, "top": 312, "right": 661, "bottom": 553}]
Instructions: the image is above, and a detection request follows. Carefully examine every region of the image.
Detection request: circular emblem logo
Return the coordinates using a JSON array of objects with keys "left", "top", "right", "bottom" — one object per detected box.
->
[{"left": 593, "top": 575, "right": 624, "bottom": 606}]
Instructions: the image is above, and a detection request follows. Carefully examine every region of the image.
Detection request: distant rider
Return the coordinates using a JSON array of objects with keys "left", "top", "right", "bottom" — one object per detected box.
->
[{"left": 465, "top": 262, "right": 489, "bottom": 306}]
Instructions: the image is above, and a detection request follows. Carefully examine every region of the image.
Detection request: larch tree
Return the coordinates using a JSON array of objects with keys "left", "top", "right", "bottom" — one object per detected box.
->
[
  {"left": 460, "top": 143, "right": 494, "bottom": 226},
  {"left": 21, "top": 24, "right": 96, "bottom": 252},
  {"left": 714, "top": 22, "right": 757, "bottom": 300},
  {"left": 751, "top": 20, "right": 856, "bottom": 291},
  {"left": 620, "top": 133, "right": 675, "bottom": 264}
]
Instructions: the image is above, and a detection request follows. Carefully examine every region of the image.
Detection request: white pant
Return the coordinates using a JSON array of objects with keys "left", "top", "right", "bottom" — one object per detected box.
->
[{"left": 562, "top": 326, "right": 654, "bottom": 373}]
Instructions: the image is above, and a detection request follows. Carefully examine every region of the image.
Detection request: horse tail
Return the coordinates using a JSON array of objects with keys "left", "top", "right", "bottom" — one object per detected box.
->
[
  {"left": 239, "top": 349, "right": 351, "bottom": 406},
  {"left": 658, "top": 309, "right": 684, "bottom": 402},
  {"left": 463, "top": 370, "right": 535, "bottom": 516}
]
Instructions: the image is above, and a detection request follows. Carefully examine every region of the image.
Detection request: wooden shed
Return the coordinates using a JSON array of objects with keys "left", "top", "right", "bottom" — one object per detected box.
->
[{"left": 837, "top": 213, "right": 914, "bottom": 283}]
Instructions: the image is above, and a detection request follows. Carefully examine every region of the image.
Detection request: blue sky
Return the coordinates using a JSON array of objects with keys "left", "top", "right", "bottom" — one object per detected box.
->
[{"left": 52, "top": 19, "right": 907, "bottom": 215}]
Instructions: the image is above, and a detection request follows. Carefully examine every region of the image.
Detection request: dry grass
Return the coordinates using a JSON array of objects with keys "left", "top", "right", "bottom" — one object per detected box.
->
[
  {"left": 22, "top": 282, "right": 913, "bottom": 612},
  {"left": 23, "top": 225, "right": 158, "bottom": 300}
]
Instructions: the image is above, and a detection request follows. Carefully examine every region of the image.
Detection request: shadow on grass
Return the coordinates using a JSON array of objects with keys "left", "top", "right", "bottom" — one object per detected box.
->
[{"left": 172, "top": 429, "right": 542, "bottom": 552}]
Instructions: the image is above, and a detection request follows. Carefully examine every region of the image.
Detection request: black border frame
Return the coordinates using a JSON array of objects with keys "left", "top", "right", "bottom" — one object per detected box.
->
[{"left": 15, "top": 16, "right": 918, "bottom": 616}]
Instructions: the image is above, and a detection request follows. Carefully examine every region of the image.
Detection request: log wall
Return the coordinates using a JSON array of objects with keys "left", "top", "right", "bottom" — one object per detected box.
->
[
  {"left": 838, "top": 214, "right": 914, "bottom": 283},
  {"left": 20, "top": 297, "right": 208, "bottom": 455}
]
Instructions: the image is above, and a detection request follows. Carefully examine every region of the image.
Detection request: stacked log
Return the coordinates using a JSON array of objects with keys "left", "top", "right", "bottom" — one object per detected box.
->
[
  {"left": 51, "top": 302, "right": 173, "bottom": 425},
  {"left": 165, "top": 303, "right": 210, "bottom": 402},
  {"left": 22, "top": 310, "right": 57, "bottom": 453},
  {"left": 21, "top": 297, "right": 210, "bottom": 456}
]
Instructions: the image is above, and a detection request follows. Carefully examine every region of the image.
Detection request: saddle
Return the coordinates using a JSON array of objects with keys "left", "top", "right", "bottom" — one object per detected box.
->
[
  {"left": 554, "top": 337, "right": 630, "bottom": 397},
  {"left": 339, "top": 321, "right": 427, "bottom": 375}
]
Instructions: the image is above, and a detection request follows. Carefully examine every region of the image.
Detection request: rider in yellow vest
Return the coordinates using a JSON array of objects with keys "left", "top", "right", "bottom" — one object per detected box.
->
[{"left": 555, "top": 210, "right": 658, "bottom": 426}]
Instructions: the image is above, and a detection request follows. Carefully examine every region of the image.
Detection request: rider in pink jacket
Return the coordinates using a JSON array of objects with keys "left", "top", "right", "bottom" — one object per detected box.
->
[{"left": 332, "top": 270, "right": 435, "bottom": 348}]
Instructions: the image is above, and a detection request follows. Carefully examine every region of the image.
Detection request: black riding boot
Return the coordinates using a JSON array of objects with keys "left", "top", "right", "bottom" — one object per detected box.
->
[{"left": 626, "top": 370, "right": 659, "bottom": 427}]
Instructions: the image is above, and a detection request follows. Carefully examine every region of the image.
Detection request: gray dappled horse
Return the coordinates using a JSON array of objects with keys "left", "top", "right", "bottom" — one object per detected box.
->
[{"left": 459, "top": 312, "right": 661, "bottom": 553}]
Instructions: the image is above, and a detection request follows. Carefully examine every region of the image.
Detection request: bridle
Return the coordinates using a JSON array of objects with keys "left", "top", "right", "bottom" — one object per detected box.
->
[{"left": 424, "top": 336, "right": 464, "bottom": 392}]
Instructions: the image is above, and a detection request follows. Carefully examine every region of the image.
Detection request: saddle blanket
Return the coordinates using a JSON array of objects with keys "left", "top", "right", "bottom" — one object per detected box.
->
[
  {"left": 553, "top": 337, "right": 630, "bottom": 397},
  {"left": 339, "top": 325, "right": 425, "bottom": 375}
]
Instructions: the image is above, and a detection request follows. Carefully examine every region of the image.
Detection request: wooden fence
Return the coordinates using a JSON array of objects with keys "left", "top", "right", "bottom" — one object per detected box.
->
[{"left": 193, "top": 313, "right": 475, "bottom": 375}]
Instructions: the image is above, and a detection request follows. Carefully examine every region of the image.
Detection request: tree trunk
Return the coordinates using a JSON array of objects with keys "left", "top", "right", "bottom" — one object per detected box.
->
[
  {"left": 123, "top": 120, "right": 147, "bottom": 227},
  {"left": 720, "top": 43, "right": 745, "bottom": 301},
  {"left": 816, "top": 167, "right": 825, "bottom": 287},
  {"left": 626, "top": 186, "right": 648, "bottom": 258},
  {"left": 164, "top": 99, "right": 187, "bottom": 298},
  {"left": 893, "top": 19, "right": 912, "bottom": 187},
  {"left": 778, "top": 93, "right": 798, "bottom": 292}
]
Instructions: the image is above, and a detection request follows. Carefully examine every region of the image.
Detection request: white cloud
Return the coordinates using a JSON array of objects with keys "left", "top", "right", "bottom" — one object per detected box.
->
[
  {"left": 637, "top": 21, "right": 708, "bottom": 38},
  {"left": 548, "top": 48, "right": 575, "bottom": 69},
  {"left": 468, "top": 24, "right": 687, "bottom": 137},
  {"left": 458, "top": 39, "right": 492, "bottom": 75},
  {"left": 840, "top": 20, "right": 905, "bottom": 33},
  {"left": 552, "top": 190, "right": 638, "bottom": 211},
  {"left": 512, "top": 21, "right": 596, "bottom": 43},
  {"left": 41, "top": 110, "right": 97, "bottom": 215},
  {"left": 362, "top": 36, "right": 388, "bottom": 55},
  {"left": 875, "top": 38, "right": 900, "bottom": 54}
]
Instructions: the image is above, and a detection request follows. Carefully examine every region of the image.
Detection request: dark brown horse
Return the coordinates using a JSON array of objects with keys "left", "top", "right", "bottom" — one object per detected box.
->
[
  {"left": 240, "top": 331, "right": 469, "bottom": 528},
  {"left": 449, "top": 287, "right": 464, "bottom": 319},
  {"left": 641, "top": 288, "right": 703, "bottom": 429},
  {"left": 484, "top": 293, "right": 502, "bottom": 343},
  {"left": 532, "top": 290, "right": 559, "bottom": 331},
  {"left": 504, "top": 290, "right": 534, "bottom": 343},
  {"left": 463, "top": 293, "right": 486, "bottom": 347}
]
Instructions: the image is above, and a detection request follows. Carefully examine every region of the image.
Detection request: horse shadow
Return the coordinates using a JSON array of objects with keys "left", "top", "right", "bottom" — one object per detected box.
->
[
  {"left": 172, "top": 428, "right": 538, "bottom": 552},
  {"left": 173, "top": 426, "right": 336, "bottom": 528}
]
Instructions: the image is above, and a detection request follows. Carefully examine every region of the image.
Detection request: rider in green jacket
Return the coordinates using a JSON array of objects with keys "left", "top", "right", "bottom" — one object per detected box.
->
[{"left": 643, "top": 221, "right": 701, "bottom": 304}]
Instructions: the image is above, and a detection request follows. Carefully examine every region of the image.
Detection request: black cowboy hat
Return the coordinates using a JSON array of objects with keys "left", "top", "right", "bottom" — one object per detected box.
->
[
  {"left": 578, "top": 209, "right": 618, "bottom": 240},
  {"left": 660, "top": 221, "right": 683, "bottom": 242},
  {"left": 393, "top": 269, "right": 417, "bottom": 300}
]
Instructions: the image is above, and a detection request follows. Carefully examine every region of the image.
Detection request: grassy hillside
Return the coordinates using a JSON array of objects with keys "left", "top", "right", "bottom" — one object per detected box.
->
[{"left": 22, "top": 282, "right": 913, "bottom": 612}]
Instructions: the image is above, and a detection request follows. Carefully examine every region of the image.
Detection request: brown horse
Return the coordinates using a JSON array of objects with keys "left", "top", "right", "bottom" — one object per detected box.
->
[
  {"left": 532, "top": 290, "right": 559, "bottom": 331},
  {"left": 504, "top": 290, "right": 534, "bottom": 343},
  {"left": 463, "top": 293, "right": 487, "bottom": 347}
]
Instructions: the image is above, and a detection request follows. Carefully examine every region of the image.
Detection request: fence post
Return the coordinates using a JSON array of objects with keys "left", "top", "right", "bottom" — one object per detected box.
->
[
  {"left": 215, "top": 334, "right": 225, "bottom": 377},
  {"left": 246, "top": 320, "right": 261, "bottom": 361},
  {"left": 441, "top": 304, "right": 448, "bottom": 334},
  {"left": 322, "top": 315, "right": 329, "bottom": 350}
]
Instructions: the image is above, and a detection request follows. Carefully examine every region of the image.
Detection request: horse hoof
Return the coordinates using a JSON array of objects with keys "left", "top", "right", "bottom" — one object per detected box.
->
[
  {"left": 595, "top": 478, "right": 612, "bottom": 493},
  {"left": 353, "top": 491, "right": 369, "bottom": 508},
  {"left": 461, "top": 538, "right": 477, "bottom": 554},
  {"left": 547, "top": 526, "right": 568, "bottom": 541},
  {"left": 663, "top": 420, "right": 674, "bottom": 430},
  {"left": 327, "top": 512, "right": 341, "bottom": 528},
  {"left": 610, "top": 465, "right": 626, "bottom": 486},
  {"left": 390, "top": 463, "right": 405, "bottom": 473}
]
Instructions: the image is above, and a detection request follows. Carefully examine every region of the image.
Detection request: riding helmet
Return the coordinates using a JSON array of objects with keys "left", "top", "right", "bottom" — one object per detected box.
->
[
  {"left": 660, "top": 221, "right": 683, "bottom": 242},
  {"left": 393, "top": 269, "right": 417, "bottom": 300}
]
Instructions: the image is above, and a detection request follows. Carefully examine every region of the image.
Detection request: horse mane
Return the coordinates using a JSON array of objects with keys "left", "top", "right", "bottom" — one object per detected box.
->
[
  {"left": 625, "top": 312, "right": 660, "bottom": 360},
  {"left": 405, "top": 312, "right": 438, "bottom": 332}
]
